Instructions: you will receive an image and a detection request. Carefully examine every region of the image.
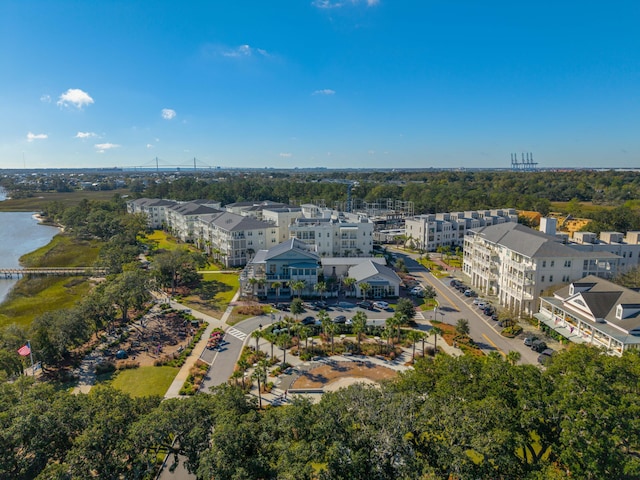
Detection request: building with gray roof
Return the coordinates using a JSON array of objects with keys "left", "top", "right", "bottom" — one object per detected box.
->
[
  {"left": 535, "top": 275, "right": 640, "bottom": 356},
  {"left": 464, "top": 222, "right": 621, "bottom": 316}
]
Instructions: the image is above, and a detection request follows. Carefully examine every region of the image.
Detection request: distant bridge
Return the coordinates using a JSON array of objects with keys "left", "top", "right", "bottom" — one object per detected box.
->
[{"left": 0, "top": 267, "right": 108, "bottom": 279}]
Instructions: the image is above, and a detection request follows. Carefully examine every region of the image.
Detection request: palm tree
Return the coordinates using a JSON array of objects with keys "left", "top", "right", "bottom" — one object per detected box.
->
[
  {"left": 351, "top": 311, "right": 368, "bottom": 352},
  {"left": 252, "top": 359, "right": 268, "bottom": 409},
  {"left": 429, "top": 325, "right": 443, "bottom": 353},
  {"left": 325, "top": 321, "right": 339, "bottom": 354},
  {"left": 380, "top": 327, "right": 394, "bottom": 353},
  {"left": 359, "top": 282, "right": 372, "bottom": 300},
  {"left": 314, "top": 281, "right": 327, "bottom": 299},
  {"left": 291, "top": 280, "right": 306, "bottom": 299},
  {"left": 264, "top": 331, "right": 277, "bottom": 359},
  {"left": 298, "top": 325, "right": 312, "bottom": 351},
  {"left": 248, "top": 277, "right": 258, "bottom": 297},
  {"left": 272, "top": 281, "right": 282, "bottom": 298},
  {"left": 406, "top": 330, "right": 425, "bottom": 361},
  {"left": 455, "top": 318, "right": 470, "bottom": 337},
  {"left": 251, "top": 329, "right": 263, "bottom": 352},
  {"left": 277, "top": 333, "right": 291, "bottom": 368},
  {"left": 342, "top": 277, "right": 356, "bottom": 297},
  {"left": 385, "top": 315, "right": 401, "bottom": 345},
  {"left": 506, "top": 350, "right": 521, "bottom": 366},
  {"left": 318, "top": 309, "right": 331, "bottom": 336},
  {"left": 256, "top": 278, "right": 266, "bottom": 296}
]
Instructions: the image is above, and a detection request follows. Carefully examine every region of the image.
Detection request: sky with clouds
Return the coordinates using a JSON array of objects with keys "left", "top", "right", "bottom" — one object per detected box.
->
[{"left": 1, "top": 1, "right": 638, "bottom": 170}]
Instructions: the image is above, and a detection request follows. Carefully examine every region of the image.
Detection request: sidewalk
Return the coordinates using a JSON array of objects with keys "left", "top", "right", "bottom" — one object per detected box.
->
[{"left": 163, "top": 291, "right": 238, "bottom": 399}]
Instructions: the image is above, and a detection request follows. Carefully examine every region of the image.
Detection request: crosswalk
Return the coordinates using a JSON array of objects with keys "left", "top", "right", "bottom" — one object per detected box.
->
[{"left": 226, "top": 327, "right": 247, "bottom": 341}]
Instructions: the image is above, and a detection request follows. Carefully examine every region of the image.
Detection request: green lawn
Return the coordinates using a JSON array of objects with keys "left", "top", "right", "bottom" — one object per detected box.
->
[
  {"left": 109, "top": 366, "right": 179, "bottom": 397},
  {"left": 200, "top": 272, "right": 239, "bottom": 304}
]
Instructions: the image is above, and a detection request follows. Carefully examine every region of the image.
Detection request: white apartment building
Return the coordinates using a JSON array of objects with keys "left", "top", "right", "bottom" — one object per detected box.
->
[
  {"left": 463, "top": 222, "right": 621, "bottom": 316},
  {"left": 405, "top": 209, "right": 518, "bottom": 252},
  {"left": 288, "top": 213, "right": 375, "bottom": 257},
  {"left": 536, "top": 276, "right": 640, "bottom": 356},
  {"left": 195, "top": 212, "right": 279, "bottom": 268},
  {"left": 261, "top": 207, "right": 304, "bottom": 243},
  {"left": 165, "top": 202, "right": 222, "bottom": 242},
  {"left": 126, "top": 198, "right": 177, "bottom": 229}
]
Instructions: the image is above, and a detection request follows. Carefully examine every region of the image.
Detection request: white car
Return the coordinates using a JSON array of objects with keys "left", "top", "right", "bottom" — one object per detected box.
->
[{"left": 374, "top": 301, "right": 389, "bottom": 309}]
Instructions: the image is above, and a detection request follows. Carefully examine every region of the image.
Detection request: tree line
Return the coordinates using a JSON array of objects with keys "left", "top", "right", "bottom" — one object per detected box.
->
[{"left": 1, "top": 344, "right": 638, "bottom": 479}]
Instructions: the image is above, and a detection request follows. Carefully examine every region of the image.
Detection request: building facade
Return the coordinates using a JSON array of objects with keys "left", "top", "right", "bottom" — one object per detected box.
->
[
  {"left": 463, "top": 222, "right": 621, "bottom": 316},
  {"left": 535, "top": 275, "right": 640, "bottom": 356},
  {"left": 405, "top": 209, "right": 518, "bottom": 252}
]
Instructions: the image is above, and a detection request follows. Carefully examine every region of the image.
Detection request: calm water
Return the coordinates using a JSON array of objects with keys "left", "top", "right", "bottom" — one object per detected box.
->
[{"left": 0, "top": 189, "right": 60, "bottom": 304}]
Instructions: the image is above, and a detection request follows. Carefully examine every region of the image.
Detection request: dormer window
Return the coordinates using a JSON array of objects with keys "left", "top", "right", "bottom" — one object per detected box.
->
[{"left": 616, "top": 305, "right": 623, "bottom": 320}]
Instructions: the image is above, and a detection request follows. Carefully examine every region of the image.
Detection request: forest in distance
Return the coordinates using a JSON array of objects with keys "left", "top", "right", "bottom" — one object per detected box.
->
[{"left": 0, "top": 170, "right": 639, "bottom": 478}]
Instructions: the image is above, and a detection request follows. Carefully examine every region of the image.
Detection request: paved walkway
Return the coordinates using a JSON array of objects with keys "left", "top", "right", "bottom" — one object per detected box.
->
[{"left": 164, "top": 291, "right": 239, "bottom": 398}]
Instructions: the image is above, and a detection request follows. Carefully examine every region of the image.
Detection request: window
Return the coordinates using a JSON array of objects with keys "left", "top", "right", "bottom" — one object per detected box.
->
[
  {"left": 564, "top": 260, "right": 572, "bottom": 267},
  {"left": 542, "top": 261, "right": 546, "bottom": 267},
  {"left": 541, "top": 276, "right": 545, "bottom": 282},
  {"left": 549, "top": 275, "right": 553, "bottom": 282},
  {"left": 550, "top": 260, "right": 555, "bottom": 267}
]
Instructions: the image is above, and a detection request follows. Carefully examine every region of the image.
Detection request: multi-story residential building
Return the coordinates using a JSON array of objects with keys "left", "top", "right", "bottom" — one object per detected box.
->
[
  {"left": 165, "top": 202, "right": 222, "bottom": 242},
  {"left": 261, "top": 206, "right": 304, "bottom": 243},
  {"left": 126, "top": 198, "right": 177, "bottom": 229},
  {"left": 463, "top": 222, "right": 621, "bottom": 316},
  {"left": 195, "top": 212, "right": 279, "bottom": 268},
  {"left": 288, "top": 209, "right": 375, "bottom": 257},
  {"left": 224, "top": 200, "right": 290, "bottom": 219},
  {"left": 535, "top": 275, "right": 640, "bottom": 356},
  {"left": 405, "top": 209, "right": 518, "bottom": 252},
  {"left": 567, "top": 230, "right": 640, "bottom": 271}
]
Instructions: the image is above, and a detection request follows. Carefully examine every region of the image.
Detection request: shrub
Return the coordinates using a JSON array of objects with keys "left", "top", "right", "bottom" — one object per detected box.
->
[
  {"left": 95, "top": 361, "right": 116, "bottom": 375},
  {"left": 116, "top": 360, "right": 140, "bottom": 370},
  {"left": 236, "top": 304, "right": 265, "bottom": 316}
]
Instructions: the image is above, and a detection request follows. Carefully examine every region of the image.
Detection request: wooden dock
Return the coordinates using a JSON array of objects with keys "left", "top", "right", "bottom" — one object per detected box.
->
[{"left": 0, "top": 267, "right": 108, "bottom": 279}]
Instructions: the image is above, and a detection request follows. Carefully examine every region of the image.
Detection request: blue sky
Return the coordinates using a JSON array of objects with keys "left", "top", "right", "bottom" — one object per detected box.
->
[{"left": 1, "top": 1, "right": 638, "bottom": 170}]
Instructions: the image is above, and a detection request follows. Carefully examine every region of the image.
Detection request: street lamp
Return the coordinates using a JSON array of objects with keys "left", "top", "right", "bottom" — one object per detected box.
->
[{"left": 433, "top": 306, "right": 438, "bottom": 321}]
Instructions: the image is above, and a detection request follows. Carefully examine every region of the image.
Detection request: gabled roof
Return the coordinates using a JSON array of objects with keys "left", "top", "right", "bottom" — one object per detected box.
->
[
  {"left": 348, "top": 260, "right": 401, "bottom": 283},
  {"left": 200, "top": 212, "right": 273, "bottom": 231},
  {"left": 168, "top": 202, "right": 221, "bottom": 216},
  {"left": 251, "top": 239, "right": 319, "bottom": 264},
  {"left": 472, "top": 222, "right": 617, "bottom": 259}
]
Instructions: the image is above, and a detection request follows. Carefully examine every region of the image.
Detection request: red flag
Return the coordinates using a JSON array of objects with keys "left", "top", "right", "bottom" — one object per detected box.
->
[{"left": 17, "top": 344, "right": 31, "bottom": 356}]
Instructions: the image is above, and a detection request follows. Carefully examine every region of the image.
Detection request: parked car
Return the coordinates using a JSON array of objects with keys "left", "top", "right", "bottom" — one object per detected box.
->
[
  {"left": 301, "top": 316, "right": 316, "bottom": 325},
  {"left": 531, "top": 340, "right": 548, "bottom": 352},
  {"left": 537, "top": 348, "right": 555, "bottom": 365},
  {"left": 275, "top": 303, "right": 289, "bottom": 311},
  {"left": 483, "top": 306, "right": 494, "bottom": 316},
  {"left": 523, "top": 336, "right": 538, "bottom": 346},
  {"left": 464, "top": 289, "right": 477, "bottom": 297},
  {"left": 477, "top": 301, "right": 487, "bottom": 309},
  {"left": 498, "top": 319, "right": 514, "bottom": 328},
  {"left": 357, "top": 300, "right": 374, "bottom": 310},
  {"left": 374, "top": 301, "right": 389, "bottom": 309},
  {"left": 333, "top": 315, "right": 347, "bottom": 324},
  {"left": 410, "top": 286, "right": 424, "bottom": 296},
  {"left": 472, "top": 298, "right": 481, "bottom": 305},
  {"left": 450, "top": 279, "right": 460, "bottom": 287},
  {"left": 490, "top": 313, "right": 499, "bottom": 321}
]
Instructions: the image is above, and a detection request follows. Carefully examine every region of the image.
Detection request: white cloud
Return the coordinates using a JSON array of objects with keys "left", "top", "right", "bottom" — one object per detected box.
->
[
  {"left": 220, "top": 44, "right": 270, "bottom": 58},
  {"left": 312, "top": 0, "right": 379, "bottom": 8},
  {"left": 279, "top": 152, "right": 292, "bottom": 158},
  {"left": 312, "top": 89, "right": 336, "bottom": 96},
  {"left": 146, "top": 144, "right": 154, "bottom": 149},
  {"left": 161, "top": 108, "right": 176, "bottom": 120},
  {"left": 27, "top": 132, "right": 48, "bottom": 142},
  {"left": 94, "top": 143, "right": 120, "bottom": 153},
  {"left": 57, "top": 88, "right": 94, "bottom": 109},
  {"left": 75, "top": 131, "right": 97, "bottom": 139},
  {"left": 40, "top": 94, "right": 51, "bottom": 103}
]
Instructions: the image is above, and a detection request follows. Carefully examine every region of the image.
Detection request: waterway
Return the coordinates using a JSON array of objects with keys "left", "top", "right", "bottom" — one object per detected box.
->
[{"left": 0, "top": 189, "right": 60, "bottom": 304}]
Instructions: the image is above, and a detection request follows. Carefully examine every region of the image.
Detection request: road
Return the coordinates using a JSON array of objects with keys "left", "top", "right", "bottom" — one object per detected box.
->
[{"left": 398, "top": 251, "right": 541, "bottom": 364}]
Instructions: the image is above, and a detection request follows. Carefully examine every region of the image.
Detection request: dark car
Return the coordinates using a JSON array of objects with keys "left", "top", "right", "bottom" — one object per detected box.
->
[
  {"left": 301, "top": 316, "right": 316, "bottom": 325},
  {"left": 450, "top": 279, "right": 460, "bottom": 287},
  {"left": 498, "top": 319, "right": 514, "bottom": 328},
  {"left": 276, "top": 303, "right": 289, "bottom": 311},
  {"left": 333, "top": 315, "right": 347, "bottom": 324},
  {"left": 531, "top": 340, "right": 548, "bottom": 353},
  {"left": 537, "top": 348, "right": 555, "bottom": 365},
  {"left": 523, "top": 336, "right": 538, "bottom": 347},
  {"left": 357, "top": 300, "right": 374, "bottom": 310},
  {"left": 483, "top": 306, "right": 494, "bottom": 316},
  {"left": 491, "top": 313, "right": 499, "bottom": 321}
]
